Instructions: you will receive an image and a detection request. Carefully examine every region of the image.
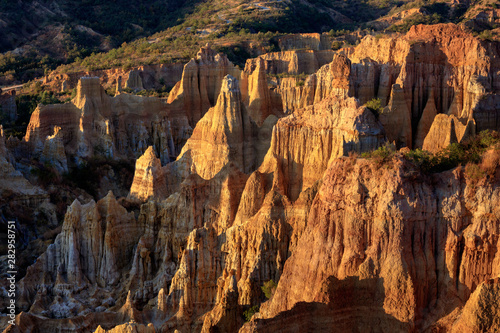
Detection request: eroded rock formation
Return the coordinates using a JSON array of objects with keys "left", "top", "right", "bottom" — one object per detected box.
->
[
  {"left": 273, "top": 24, "right": 500, "bottom": 149},
  {"left": 6, "top": 23, "right": 500, "bottom": 333},
  {"left": 167, "top": 44, "right": 240, "bottom": 126},
  {"left": 128, "top": 146, "right": 168, "bottom": 202},
  {"left": 248, "top": 156, "right": 500, "bottom": 332},
  {"left": 25, "top": 77, "right": 181, "bottom": 164},
  {"left": 45, "top": 63, "right": 184, "bottom": 93}
]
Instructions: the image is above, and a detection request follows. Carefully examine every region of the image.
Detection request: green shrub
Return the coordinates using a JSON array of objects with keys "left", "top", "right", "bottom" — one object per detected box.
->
[
  {"left": 402, "top": 131, "right": 500, "bottom": 173},
  {"left": 477, "top": 130, "right": 500, "bottom": 149},
  {"left": 465, "top": 163, "right": 486, "bottom": 184},
  {"left": 361, "top": 142, "right": 395, "bottom": 160},
  {"left": 261, "top": 280, "right": 278, "bottom": 299},
  {"left": 243, "top": 305, "right": 260, "bottom": 322},
  {"left": 478, "top": 30, "right": 493, "bottom": 41},
  {"left": 331, "top": 41, "right": 343, "bottom": 50},
  {"left": 404, "top": 148, "right": 435, "bottom": 171},
  {"left": 365, "top": 98, "right": 383, "bottom": 118},
  {"left": 433, "top": 143, "right": 467, "bottom": 171}
]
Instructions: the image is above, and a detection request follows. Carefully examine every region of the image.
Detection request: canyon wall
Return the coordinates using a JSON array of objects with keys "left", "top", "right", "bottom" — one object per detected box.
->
[
  {"left": 45, "top": 63, "right": 185, "bottom": 93},
  {"left": 4, "top": 24, "right": 500, "bottom": 333}
]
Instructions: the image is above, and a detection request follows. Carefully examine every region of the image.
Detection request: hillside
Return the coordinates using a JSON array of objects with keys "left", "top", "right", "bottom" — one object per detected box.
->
[{"left": 3, "top": 0, "right": 499, "bottom": 85}]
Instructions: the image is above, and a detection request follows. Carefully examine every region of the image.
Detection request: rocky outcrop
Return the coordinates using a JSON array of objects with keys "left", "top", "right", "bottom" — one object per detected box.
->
[
  {"left": 0, "top": 89, "right": 17, "bottom": 123},
  {"left": 278, "top": 33, "right": 345, "bottom": 51},
  {"left": 25, "top": 77, "right": 182, "bottom": 163},
  {"left": 250, "top": 155, "right": 500, "bottom": 331},
  {"left": 448, "top": 278, "right": 500, "bottom": 332},
  {"left": 46, "top": 63, "right": 184, "bottom": 93},
  {"left": 167, "top": 44, "right": 240, "bottom": 126},
  {"left": 201, "top": 271, "right": 242, "bottom": 333},
  {"left": 94, "top": 322, "right": 156, "bottom": 333},
  {"left": 369, "top": 7, "right": 426, "bottom": 30},
  {"left": 463, "top": 4, "right": 500, "bottom": 31},
  {"left": 24, "top": 103, "right": 81, "bottom": 155},
  {"left": 255, "top": 50, "right": 335, "bottom": 76},
  {"left": 35, "top": 60, "right": 236, "bottom": 167},
  {"left": 125, "top": 70, "right": 144, "bottom": 91},
  {"left": 240, "top": 58, "right": 281, "bottom": 125},
  {"left": 273, "top": 24, "right": 500, "bottom": 150},
  {"left": 128, "top": 146, "right": 167, "bottom": 202},
  {"left": 17, "top": 192, "right": 141, "bottom": 316},
  {"left": 415, "top": 89, "right": 438, "bottom": 147},
  {"left": 40, "top": 126, "right": 68, "bottom": 173},
  {"left": 422, "top": 114, "right": 475, "bottom": 153},
  {"left": 176, "top": 75, "right": 254, "bottom": 180},
  {"left": 265, "top": 95, "right": 384, "bottom": 201},
  {"left": 9, "top": 23, "right": 500, "bottom": 333},
  {"left": 379, "top": 83, "right": 413, "bottom": 148},
  {"left": 0, "top": 125, "right": 48, "bottom": 207}
]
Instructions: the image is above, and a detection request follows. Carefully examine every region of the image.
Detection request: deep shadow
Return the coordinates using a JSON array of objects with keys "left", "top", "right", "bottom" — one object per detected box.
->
[{"left": 246, "top": 276, "right": 410, "bottom": 333}]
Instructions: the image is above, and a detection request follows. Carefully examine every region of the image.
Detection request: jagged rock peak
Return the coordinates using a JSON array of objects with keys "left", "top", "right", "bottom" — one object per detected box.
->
[
  {"left": 94, "top": 322, "right": 156, "bottom": 333},
  {"left": 196, "top": 43, "right": 217, "bottom": 62},
  {"left": 128, "top": 146, "right": 168, "bottom": 202},
  {"left": 141, "top": 146, "right": 157, "bottom": 161},
  {"left": 221, "top": 74, "right": 239, "bottom": 94},
  {"left": 175, "top": 73, "right": 256, "bottom": 179},
  {"left": 73, "top": 76, "right": 109, "bottom": 111}
]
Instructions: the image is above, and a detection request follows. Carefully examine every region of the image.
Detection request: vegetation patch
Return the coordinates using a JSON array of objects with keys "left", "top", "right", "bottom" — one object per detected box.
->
[
  {"left": 243, "top": 305, "right": 260, "bottom": 322},
  {"left": 261, "top": 279, "right": 278, "bottom": 299},
  {"left": 361, "top": 131, "right": 500, "bottom": 174},
  {"left": 361, "top": 142, "right": 396, "bottom": 161},
  {"left": 365, "top": 98, "right": 383, "bottom": 118}
]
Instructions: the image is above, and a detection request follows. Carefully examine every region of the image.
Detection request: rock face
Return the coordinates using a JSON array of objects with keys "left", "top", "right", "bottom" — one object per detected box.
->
[
  {"left": 270, "top": 24, "right": 500, "bottom": 149},
  {"left": 201, "top": 271, "right": 242, "bottom": 333},
  {"left": 448, "top": 278, "right": 500, "bottom": 332},
  {"left": 167, "top": 44, "right": 240, "bottom": 126},
  {"left": 40, "top": 126, "right": 68, "bottom": 173},
  {"left": 278, "top": 33, "right": 343, "bottom": 51},
  {"left": 250, "top": 156, "right": 500, "bottom": 332},
  {"left": 254, "top": 49, "right": 335, "bottom": 76},
  {"left": 0, "top": 125, "right": 48, "bottom": 207},
  {"left": 9, "top": 23, "right": 500, "bottom": 333},
  {"left": 128, "top": 146, "right": 168, "bottom": 202},
  {"left": 125, "top": 70, "right": 144, "bottom": 91},
  {"left": 25, "top": 76, "right": 181, "bottom": 164},
  {"left": 176, "top": 75, "right": 254, "bottom": 180},
  {"left": 240, "top": 58, "right": 281, "bottom": 126},
  {"left": 17, "top": 192, "right": 141, "bottom": 316},
  {"left": 266, "top": 95, "right": 385, "bottom": 201},
  {"left": 94, "top": 322, "right": 156, "bottom": 333},
  {"left": 423, "top": 114, "right": 475, "bottom": 153},
  {"left": 46, "top": 63, "right": 184, "bottom": 93},
  {"left": 0, "top": 90, "right": 17, "bottom": 123}
]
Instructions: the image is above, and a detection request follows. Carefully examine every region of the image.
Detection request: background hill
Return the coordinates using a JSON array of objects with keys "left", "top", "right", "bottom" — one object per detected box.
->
[{"left": 0, "top": 0, "right": 498, "bottom": 85}]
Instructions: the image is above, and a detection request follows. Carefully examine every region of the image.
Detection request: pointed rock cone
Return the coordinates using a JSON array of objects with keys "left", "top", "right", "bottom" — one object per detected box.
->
[
  {"left": 128, "top": 146, "right": 168, "bottom": 202},
  {"left": 176, "top": 75, "right": 254, "bottom": 180}
]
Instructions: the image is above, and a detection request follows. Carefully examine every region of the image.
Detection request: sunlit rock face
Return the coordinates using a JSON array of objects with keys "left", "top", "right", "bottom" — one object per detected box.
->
[
  {"left": 128, "top": 146, "right": 168, "bottom": 202},
  {"left": 176, "top": 75, "right": 255, "bottom": 180},
  {"left": 167, "top": 43, "right": 241, "bottom": 127},
  {"left": 246, "top": 156, "right": 500, "bottom": 332},
  {"left": 7, "top": 23, "right": 500, "bottom": 333},
  {"left": 273, "top": 24, "right": 500, "bottom": 149},
  {"left": 24, "top": 77, "right": 180, "bottom": 164}
]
